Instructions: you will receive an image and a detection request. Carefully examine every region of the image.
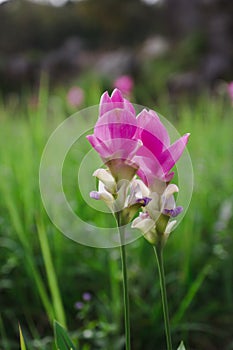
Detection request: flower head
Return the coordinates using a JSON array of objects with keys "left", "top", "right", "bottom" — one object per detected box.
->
[{"left": 88, "top": 89, "right": 190, "bottom": 238}]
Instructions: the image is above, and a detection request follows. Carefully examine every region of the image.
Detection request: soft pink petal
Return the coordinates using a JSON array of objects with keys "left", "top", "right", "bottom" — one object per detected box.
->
[
  {"left": 99, "top": 89, "right": 135, "bottom": 117},
  {"left": 108, "top": 138, "right": 141, "bottom": 161},
  {"left": 99, "top": 89, "right": 125, "bottom": 116},
  {"left": 94, "top": 109, "right": 137, "bottom": 141},
  {"left": 137, "top": 109, "right": 170, "bottom": 149},
  {"left": 86, "top": 135, "right": 112, "bottom": 158},
  {"left": 111, "top": 88, "right": 124, "bottom": 103},
  {"left": 87, "top": 135, "right": 141, "bottom": 162},
  {"left": 135, "top": 154, "right": 175, "bottom": 186},
  {"left": 99, "top": 91, "right": 111, "bottom": 116},
  {"left": 158, "top": 133, "right": 190, "bottom": 173},
  {"left": 124, "top": 98, "right": 135, "bottom": 115}
]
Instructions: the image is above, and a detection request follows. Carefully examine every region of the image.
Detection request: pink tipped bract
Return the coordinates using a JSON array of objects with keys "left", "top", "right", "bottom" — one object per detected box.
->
[
  {"left": 87, "top": 89, "right": 139, "bottom": 163},
  {"left": 135, "top": 109, "right": 190, "bottom": 185}
]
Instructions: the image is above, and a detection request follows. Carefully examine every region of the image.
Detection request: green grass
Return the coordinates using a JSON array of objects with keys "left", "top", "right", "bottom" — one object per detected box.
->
[{"left": 0, "top": 78, "right": 232, "bottom": 349}]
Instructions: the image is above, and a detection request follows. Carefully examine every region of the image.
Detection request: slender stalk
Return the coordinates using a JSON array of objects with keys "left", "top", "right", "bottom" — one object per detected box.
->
[
  {"left": 116, "top": 213, "right": 131, "bottom": 350},
  {"left": 154, "top": 245, "right": 173, "bottom": 350}
]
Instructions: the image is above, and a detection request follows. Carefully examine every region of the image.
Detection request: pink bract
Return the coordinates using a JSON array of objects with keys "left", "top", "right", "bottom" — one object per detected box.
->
[
  {"left": 135, "top": 109, "right": 190, "bottom": 186},
  {"left": 86, "top": 89, "right": 140, "bottom": 180}
]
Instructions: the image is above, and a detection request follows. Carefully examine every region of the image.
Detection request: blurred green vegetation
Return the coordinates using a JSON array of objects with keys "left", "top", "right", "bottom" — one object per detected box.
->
[{"left": 0, "top": 71, "right": 232, "bottom": 349}]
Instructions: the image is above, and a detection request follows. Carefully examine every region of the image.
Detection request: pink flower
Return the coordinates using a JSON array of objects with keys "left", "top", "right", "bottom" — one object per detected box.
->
[
  {"left": 113, "top": 75, "right": 134, "bottom": 96},
  {"left": 67, "top": 86, "right": 84, "bottom": 107},
  {"left": 87, "top": 90, "right": 189, "bottom": 184},
  {"left": 86, "top": 89, "right": 141, "bottom": 181},
  {"left": 135, "top": 109, "right": 190, "bottom": 187},
  {"left": 227, "top": 82, "right": 233, "bottom": 102}
]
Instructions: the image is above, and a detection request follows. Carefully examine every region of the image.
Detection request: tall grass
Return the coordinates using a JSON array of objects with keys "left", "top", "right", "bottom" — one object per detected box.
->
[{"left": 0, "top": 81, "right": 232, "bottom": 349}]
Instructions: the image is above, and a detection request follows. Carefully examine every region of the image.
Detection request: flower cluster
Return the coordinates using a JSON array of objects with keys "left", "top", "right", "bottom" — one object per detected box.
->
[{"left": 87, "top": 89, "right": 189, "bottom": 246}]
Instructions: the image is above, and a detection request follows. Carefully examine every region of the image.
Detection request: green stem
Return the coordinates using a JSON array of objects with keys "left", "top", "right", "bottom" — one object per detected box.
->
[
  {"left": 116, "top": 213, "right": 131, "bottom": 350},
  {"left": 154, "top": 245, "right": 173, "bottom": 350}
]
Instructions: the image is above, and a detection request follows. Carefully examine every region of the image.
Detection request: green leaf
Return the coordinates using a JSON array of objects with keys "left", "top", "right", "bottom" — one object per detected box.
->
[
  {"left": 19, "top": 325, "right": 27, "bottom": 350},
  {"left": 54, "top": 321, "right": 76, "bottom": 350},
  {"left": 177, "top": 341, "right": 186, "bottom": 350}
]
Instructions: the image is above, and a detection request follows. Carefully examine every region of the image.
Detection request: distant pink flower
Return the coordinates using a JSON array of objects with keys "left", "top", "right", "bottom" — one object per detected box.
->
[
  {"left": 227, "top": 82, "right": 233, "bottom": 102},
  {"left": 113, "top": 75, "right": 134, "bottom": 96},
  {"left": 82, "top": 292, "right": 92, "bottom": 301},
  {"left": 67, "top": 86, "right": 84, "bottom": 107},
  {"left": 87, "top": 89, "right": 141, "bottom": 181},
  {"left": 135, "top": 109, "right": 190, "bottom": 187}
]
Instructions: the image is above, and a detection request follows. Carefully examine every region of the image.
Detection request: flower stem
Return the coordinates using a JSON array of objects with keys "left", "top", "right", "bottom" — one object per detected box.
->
[
  {"left": 117, "top": 213, "right": 131, "bottom": 350},
  {"left": 154, "top": 245, "right": 173, "bottom": 350}
]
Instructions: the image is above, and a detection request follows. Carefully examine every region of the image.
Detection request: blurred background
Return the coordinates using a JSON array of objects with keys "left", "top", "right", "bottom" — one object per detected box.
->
[
  {"left": 0, "top": 0, "right": 233, "bottom": 349},
  {"left": 1, "top": 0, "right": 233, "bottom": 97}
]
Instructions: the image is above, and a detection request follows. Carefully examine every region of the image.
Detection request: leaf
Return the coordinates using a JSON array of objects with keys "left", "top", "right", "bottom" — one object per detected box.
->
[
  {"left": 177, "top": 341, "right": 186, "bottom": 350},
  {"left": 54, "top": 321, "right": 76, "bottom": 350},
  {"left": 19, "top": 325, "right": 27, "bottom": 350}
]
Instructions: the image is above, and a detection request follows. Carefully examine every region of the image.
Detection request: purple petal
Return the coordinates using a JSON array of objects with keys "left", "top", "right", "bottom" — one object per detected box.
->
[
  {"left": 136, "top": 196, "right": 152, "bottom": 206},
  {"left": 90, "top": 191, "right": 101, "bottom": 200},
  {"left": 163, "top": 206, "right": 183, "bottom": 217}
]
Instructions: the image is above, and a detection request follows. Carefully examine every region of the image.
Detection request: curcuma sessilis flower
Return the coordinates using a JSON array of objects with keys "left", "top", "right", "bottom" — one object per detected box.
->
[
  {"left": 87, "top": 89, "right": 190, "bottom": 350},
  {"left": 87, "top": 89, "right": 189, "bottom": 237}
]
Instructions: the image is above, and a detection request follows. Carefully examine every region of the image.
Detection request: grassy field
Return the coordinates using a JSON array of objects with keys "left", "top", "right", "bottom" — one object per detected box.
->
[{"left": 0, "top": 78, "right": 232, "bottom": 350}]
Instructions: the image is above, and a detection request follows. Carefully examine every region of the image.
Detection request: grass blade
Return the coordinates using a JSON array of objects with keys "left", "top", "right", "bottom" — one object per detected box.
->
[
  {"left": 54, "top": 321, "right": 76, "bottom": 350},
  {"left": 19, "top": 325, "right": 27, "bottom": 350}
]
